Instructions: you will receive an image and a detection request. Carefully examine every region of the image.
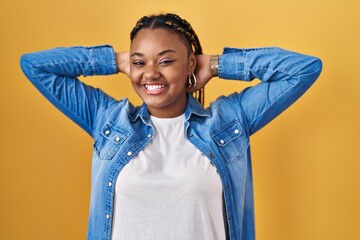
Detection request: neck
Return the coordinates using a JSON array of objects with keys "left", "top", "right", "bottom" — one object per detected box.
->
[{"left": 147, "top": 97, "right": 187, "bottom": 118}]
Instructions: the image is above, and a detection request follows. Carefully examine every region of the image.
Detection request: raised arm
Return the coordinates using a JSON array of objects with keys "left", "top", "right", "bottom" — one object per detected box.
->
[
  {"left": 20, "top": 45, "right": 121, "bottom": 137},
  {"left": 196, "top": 47, "right": 322, "bottom": 135}
]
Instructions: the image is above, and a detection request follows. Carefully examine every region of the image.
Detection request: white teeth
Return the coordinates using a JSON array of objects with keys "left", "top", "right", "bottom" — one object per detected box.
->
[{"left": 145, "top": 85, "right": 165, "bottom": 91}]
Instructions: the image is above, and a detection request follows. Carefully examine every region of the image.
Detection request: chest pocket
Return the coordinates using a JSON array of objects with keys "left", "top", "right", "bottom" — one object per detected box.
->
[
  {"left": 94, "top": 122, "right": 130, "bottom": 160},
  {"left": 211, "top": 119, "right": 249, "bottom": 163}
]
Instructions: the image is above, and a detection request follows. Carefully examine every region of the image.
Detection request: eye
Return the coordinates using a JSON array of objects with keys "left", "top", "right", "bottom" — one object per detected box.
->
[
  {"left": 132, "top": 61, "right": 145, "bottom": 67},
  {"left": 159, "top": 59, "right": 175, "bottom": 65}
]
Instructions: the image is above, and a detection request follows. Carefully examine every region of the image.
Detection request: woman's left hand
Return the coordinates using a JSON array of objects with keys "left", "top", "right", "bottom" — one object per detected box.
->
[{"left": 188, "top": 54, "right": 213, "bottom": 93}]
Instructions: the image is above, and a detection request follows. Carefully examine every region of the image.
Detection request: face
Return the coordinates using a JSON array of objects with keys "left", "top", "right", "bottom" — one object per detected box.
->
[{"left": 130, "top": 28, "right": 196, "bottom": 118}]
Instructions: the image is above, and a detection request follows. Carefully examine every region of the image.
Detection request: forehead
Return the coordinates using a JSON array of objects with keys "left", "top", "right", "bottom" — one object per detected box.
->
[{"left": 130, "top": 28, "right": 187, "bottom": 54}]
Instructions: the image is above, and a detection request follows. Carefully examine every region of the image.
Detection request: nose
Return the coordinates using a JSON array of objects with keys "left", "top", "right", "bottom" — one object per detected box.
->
[{"left": 143, "top": 65, "right": 161, "bottom": 81}]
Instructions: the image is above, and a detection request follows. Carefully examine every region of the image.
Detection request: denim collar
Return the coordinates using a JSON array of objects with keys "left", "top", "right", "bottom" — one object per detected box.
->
[
  {"left": 129, "top": 94, "right": 210, "bottom": 124},
  {"left": 184, "top": 94, "right": 211, "bottom": 121}
]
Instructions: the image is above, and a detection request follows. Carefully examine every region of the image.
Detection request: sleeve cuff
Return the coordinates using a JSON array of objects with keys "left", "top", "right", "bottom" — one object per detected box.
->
[
  {"left": 88, "top": 45, "right": 118, "bottom": 76},
  {"left": 218, "top": 47, "right": 245, "bottom": 80}
]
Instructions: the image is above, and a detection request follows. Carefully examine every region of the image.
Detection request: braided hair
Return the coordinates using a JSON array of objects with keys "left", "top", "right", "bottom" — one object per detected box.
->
[{"left": 130, "top": 13, "right": 204, "bottom": 106}]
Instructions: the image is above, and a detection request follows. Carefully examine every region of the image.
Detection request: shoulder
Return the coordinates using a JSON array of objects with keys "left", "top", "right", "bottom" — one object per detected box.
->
[
  {"left": 93, "top": 98, "right": 140, "bottom": 131},
  {"left": 203, "top": 91, "right": 250, "bottom": 135}
]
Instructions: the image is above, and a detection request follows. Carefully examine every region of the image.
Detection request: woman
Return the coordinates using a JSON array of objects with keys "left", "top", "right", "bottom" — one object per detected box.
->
[{"left": 20, "top": 13, "right": 322, "bottom": 240}]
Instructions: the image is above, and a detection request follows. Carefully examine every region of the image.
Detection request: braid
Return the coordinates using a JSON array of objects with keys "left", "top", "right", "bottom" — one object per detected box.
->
[
  {"left": 164, "top": 14, "right": 203, "bottom": 55},
  {"left": 130, "top": 16, "right": 147, "bottom": 40},
  {"left": 130, "top": 13, "right": 205, "bottom": 106}
]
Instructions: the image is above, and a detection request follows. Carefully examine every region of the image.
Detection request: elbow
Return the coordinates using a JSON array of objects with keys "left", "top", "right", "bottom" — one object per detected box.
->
[
  {"left": 20, "top": 53, "right": 34, "bottom": 78},
  {"left": 312, "top": 57, "right": 323, "bottom": 78},
  {"left": 310, "top": 57, "right": 323, "bottom": 83},
  {"left": 20, "top": 52, "right": 43, "bottom": 82},
  {"left": 300, "top": 56, "right": 323, "bottom": 84},
  {"left": 288, "top": 56, "right": 322, "bottom": 89},
  {"left": 20, "top": 53, "right": 46, "bottom": 88}
]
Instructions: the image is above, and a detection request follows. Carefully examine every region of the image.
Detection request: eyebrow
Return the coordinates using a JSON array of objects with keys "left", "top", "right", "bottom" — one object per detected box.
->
[{"left": 130, "top": 49, "right": 176, "bottom": 57}]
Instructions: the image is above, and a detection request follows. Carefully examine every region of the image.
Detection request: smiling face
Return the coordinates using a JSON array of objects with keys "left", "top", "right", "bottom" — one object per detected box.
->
[{"left": 130, "top": 28, "right": 196, "bottom": 118}]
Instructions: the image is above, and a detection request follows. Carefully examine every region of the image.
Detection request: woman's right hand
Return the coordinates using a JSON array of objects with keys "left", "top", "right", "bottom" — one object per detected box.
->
[{"left": 116, "top": 52, "right": 130, "bottom": 77}]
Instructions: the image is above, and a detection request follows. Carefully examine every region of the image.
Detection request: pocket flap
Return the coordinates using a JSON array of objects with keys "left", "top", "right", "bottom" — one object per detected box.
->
[
  {"left": 100, "top": 122, "right": 130, "bottom": 144},
  {"left": 212, "top": 119, "right": 243, "bottom": 146}
]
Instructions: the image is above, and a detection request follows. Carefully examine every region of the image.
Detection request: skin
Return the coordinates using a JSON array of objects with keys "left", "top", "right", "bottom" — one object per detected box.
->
[{"left": 116, "top": 28, "right": 213, "bottom": 118}]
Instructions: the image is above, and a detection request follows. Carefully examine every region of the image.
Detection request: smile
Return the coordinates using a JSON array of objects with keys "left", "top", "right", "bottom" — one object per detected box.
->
[{"left": 144, "top": 84, "right": 166, "bottom": 93}]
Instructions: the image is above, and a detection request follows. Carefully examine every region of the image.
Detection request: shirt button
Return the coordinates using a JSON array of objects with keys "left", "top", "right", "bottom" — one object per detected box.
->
[
  {"left": 115, "top": 137, "right": 120, "bottom": 142},
  {"left": 210, "top": 152, "right": 215, "bottom": 158},
  {"left": 104, "top": 130, "right": 110, "bottom": 135},
  {"left": 108, "top": 182, "right": 113, "bottom": 187},
  {"left": 147, "top": 134, "right": 152, "bottom": 138},
  {"left": 220, "top": 139, "right": 225, "bottom": 144},
  {"left": 127, "top": 151, "right": 132, "bottom": 156},
  {"left": 234, "top": 129, "right": 239, "bottom": 134},
  {"left": 106, "top": 214, "right": 110, "bottom": 219},
  {"left": 189, "top": 133, "right": 194, "bottom": 138}
]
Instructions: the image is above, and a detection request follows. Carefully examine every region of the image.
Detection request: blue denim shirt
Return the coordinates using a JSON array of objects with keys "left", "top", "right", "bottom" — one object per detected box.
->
[{"left": 20, "top": 45, "right": 322, "bottom": 240}]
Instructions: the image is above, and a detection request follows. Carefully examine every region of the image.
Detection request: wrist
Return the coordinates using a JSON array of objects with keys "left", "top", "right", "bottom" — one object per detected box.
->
[
  {"left": 115, "top": 52, "right": 126, "bottom": 73},
  {"left": 210, "top": 54, "right": 219, "bottom": 77},
  {"left": 115, "top": 52, "right": 130, "bottom": 76}
]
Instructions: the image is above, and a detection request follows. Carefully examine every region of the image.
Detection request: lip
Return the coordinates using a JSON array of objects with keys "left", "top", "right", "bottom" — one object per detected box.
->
[{"left": 143, "top": 84, "right": 167, "bottom": 95}]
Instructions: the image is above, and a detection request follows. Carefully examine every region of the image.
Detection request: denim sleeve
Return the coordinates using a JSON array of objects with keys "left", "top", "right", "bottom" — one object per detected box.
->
[
  {"left": 219, "top": 47, "right": 322, "bottom": 135},
  {"left": 20, "top": 45, "right": 119, "bottom": 137}
]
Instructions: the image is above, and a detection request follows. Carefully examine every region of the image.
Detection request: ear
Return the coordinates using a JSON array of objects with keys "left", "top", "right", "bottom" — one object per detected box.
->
[{"left": 188, "top": 52, "right": 197, "bottom": 74}]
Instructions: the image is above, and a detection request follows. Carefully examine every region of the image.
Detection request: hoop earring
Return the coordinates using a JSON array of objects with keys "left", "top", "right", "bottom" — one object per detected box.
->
[{"left": 188, "top": 73, "right": 197, "bottom": 88}]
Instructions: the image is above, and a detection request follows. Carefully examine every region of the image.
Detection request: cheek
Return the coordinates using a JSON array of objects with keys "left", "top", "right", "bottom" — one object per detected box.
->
[
  {"left": 168, "top": 65, "right": 188, "bottom": 81},
  {"left": 179, "top": 72, "right": 189, "bottom": 86},
  {"left": 130, "top": 69, "right": 141, "bottom": 84},
  {"left": 175, "top": 75, "right": 189, "bottom": 91},
  {"left": 167, "top": 71, "right": 187, "bottom": 86}
]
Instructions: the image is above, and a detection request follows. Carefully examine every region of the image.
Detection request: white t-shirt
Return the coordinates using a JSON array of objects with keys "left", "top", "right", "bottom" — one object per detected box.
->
[{"left": 111, "top": 114, "right": 226, "bottom": 240}]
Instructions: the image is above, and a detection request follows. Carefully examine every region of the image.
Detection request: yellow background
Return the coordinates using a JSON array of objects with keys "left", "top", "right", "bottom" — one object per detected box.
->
[{"left": 1, "top": 0, "right": 359, "bottom": 239}]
